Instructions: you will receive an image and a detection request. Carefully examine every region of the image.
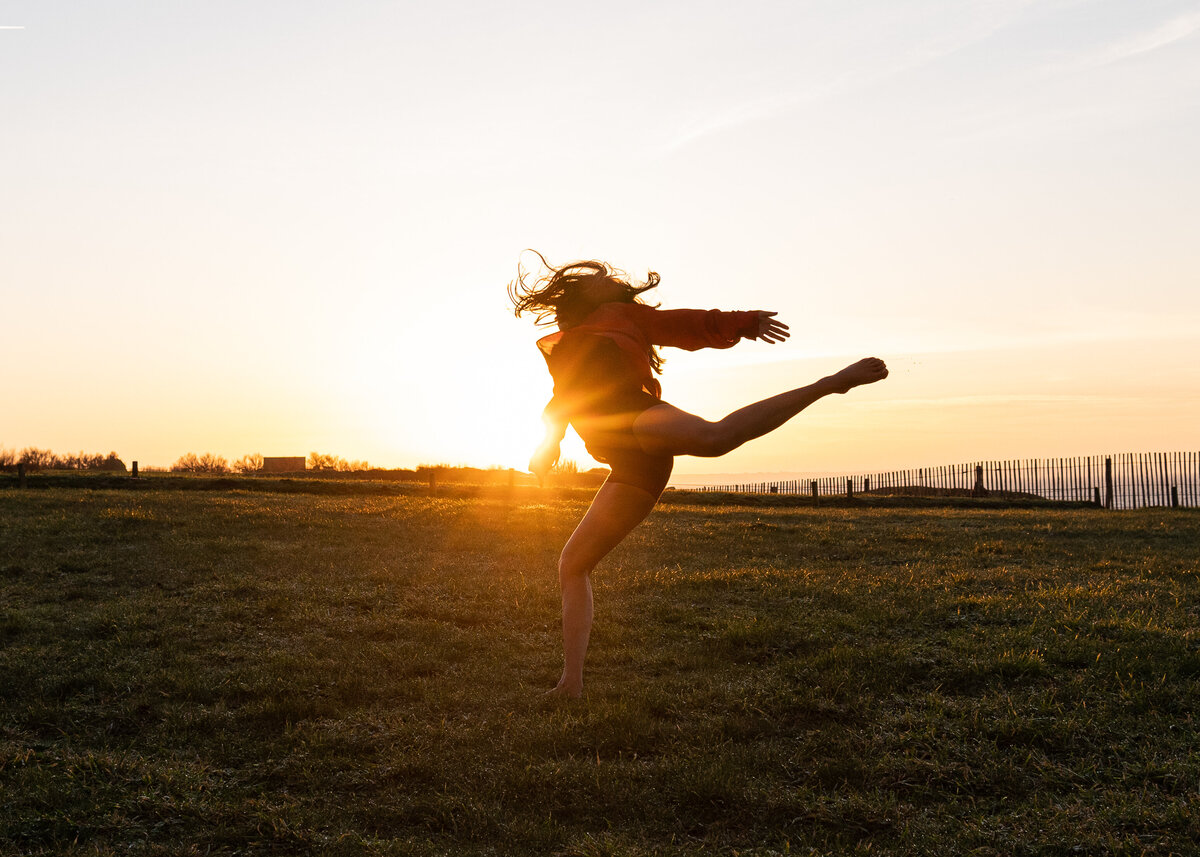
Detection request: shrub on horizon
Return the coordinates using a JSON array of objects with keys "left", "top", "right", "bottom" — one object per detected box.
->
[
  {"left": 307, "top": 452, "right": 371, "bottom": 472},
  {"left": 233, "top": 453, "right": 264, "bottom": 474},
  {"left": 171, "top": 452, "right": 229, "bottom": 474},
  {"left": 17, "top": 448, "right": 55, "bottom": 471}
]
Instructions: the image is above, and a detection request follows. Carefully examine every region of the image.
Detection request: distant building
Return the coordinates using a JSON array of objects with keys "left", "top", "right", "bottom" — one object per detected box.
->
[{"left": 262, "top": 456, "right": 306, "bottom": 473}]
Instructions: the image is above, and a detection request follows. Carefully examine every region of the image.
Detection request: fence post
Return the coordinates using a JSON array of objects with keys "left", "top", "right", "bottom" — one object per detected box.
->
[
  {"left": 846, "top": 477, "right": 853, "bottom": 498},
  {"left": 1093, "top": 486, "right": 1101, "bottom": 507},
  {"left": 864, "top": 476, "right": 870, "bottom": 493},
  {"left": 18, "top": 462, "right": 26, "bottom": 489},
  {"left": 132, "top": 460, "right": 139, "bottom": 479},
  {"left": 1172, "top": 486, "right": 1179, "bottom": 508},
  {"left": 810, "top": 480, "right": 818, "bottom": 499},
  {"left": 428, "top": 470, "right": 437, "bottom": 493},
  {"left": 1104, "top": 457, "right": 1113, "bottom": 509},
  {"left": 972, "top": 464, "right": 986, "bottom": 497}
]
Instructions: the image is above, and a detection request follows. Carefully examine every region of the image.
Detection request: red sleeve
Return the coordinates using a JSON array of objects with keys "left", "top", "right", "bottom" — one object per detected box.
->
[{"left": 625, "top": 304, "right": 760, "bottom": 351}]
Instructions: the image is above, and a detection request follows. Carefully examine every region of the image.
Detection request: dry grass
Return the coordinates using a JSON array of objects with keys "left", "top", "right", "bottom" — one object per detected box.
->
[{"left": 1, "top": 487, "right": 1198, "bottom": 855}]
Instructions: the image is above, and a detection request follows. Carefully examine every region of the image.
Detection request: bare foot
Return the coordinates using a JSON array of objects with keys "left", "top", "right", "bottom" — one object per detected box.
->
[
  {"left": 543, "top": 680, "right": 583, "bottom": 700},
  {"left": 826, "top": 357, "right": 889, "bottom": 393}
]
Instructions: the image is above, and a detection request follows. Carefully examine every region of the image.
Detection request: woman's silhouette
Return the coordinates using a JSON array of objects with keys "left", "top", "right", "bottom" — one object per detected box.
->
[{"left": 510, "top": 253, "right": 888, "bottom": 697}]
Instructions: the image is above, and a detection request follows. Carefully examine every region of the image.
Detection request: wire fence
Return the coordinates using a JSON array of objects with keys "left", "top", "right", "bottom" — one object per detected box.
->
[{"left": 699, "top": 451, "right": 1200, "bottom": 510}]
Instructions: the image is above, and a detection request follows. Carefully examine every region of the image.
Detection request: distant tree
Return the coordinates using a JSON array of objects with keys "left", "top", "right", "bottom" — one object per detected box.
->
[
  {"left": 197, "top": 453, "right": 229, "bottom": 473},
  {"left": 307, "top": 452, "right": 372, "bottom": 472},
  {"left": 171, "top": 452, "right": 229, "bottom": 474},
  {"left": 233, "top": 453, "right": 264, "bottom": 474},
  {"left": 18, "top": 448, "right": 55, "bottom": 471},
  {"left": 0, "top": 448, "right": 14, "bottom": 468},
  {"left": 551, "top": 459, "right": 579, "bottom": 475},
  {"left": 52, "top": 451, "right": 123, "bottom": 471},
  {"left": 304, "top": 451, "right": 369, "bottom": 470},
  {"left": 97, "top": 452, "right": 127, "bottom": 472},
  {"left": 171, "top": 453, "right": 201, "bottom": 473},
  {"left": 308, "top": 452, "right": 342, "bottom": 471}
]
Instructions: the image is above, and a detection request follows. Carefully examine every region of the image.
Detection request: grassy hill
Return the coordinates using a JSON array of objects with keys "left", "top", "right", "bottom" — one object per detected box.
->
[{"left": 1, "top": 488, "right": 1197, "bottom": 855}]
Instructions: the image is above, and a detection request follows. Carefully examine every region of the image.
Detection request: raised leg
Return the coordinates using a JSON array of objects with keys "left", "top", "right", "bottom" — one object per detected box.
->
[
  {"left": 549, "top": 480, "right": 661, "bottom": 698},
  {"left": 633, "top": 357, "right": 888, "bottom": 457}
]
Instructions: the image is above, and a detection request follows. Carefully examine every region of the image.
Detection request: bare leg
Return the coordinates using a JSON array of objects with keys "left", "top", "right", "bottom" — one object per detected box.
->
[
  {"left": 548, "top": 480, "right": 662, "bottom": 698},
  {"left": 633, "top": 357, "right": 888, "bottom": 457}
]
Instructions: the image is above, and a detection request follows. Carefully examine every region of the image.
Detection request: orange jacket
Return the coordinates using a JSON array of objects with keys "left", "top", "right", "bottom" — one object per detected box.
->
[{"left": 537, "top": 302, "right": 760, "bottom": 404}]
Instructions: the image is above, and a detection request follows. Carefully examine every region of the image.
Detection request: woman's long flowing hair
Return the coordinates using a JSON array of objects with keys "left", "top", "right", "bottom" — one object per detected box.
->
[{"left": 509, "top": 250, "right": 665, "bottom": 373}]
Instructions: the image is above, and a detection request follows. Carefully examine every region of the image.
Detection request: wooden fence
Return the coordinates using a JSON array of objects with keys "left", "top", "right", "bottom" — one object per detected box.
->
[{"left": 699, "top": 451, "right": 1200, "bottom": 510}]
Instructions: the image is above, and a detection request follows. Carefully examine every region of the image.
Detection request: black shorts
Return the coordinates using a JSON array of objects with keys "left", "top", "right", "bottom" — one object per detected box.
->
[
  {"left": 550, "top": 335, "right": 675, "bottom": 497},
  {"left": 596, "top": 441, "right": 674, "bottom": 497}
]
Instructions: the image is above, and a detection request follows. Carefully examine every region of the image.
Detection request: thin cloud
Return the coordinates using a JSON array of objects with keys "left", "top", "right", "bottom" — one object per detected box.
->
[
  {"left": 655, "top": 0, "right": 1040, "bottom": 154},
  {"left": 658, "top": 91, "right": 813, "bottom": 155},
  {"left": 1046, "top": 10, "right": 1200, "bottom": 75},
  {"left": 944, "top": 11, "right": 1200, "bottom": 143},
  {"left": 1095, "top": 10, "right": 1200, "bottom": 65}
]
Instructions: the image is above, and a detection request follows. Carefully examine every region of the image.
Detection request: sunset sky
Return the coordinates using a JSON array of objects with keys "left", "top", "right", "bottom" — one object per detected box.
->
[{"left": 4, "top": 1, "right": 1198, "bottom": 481}]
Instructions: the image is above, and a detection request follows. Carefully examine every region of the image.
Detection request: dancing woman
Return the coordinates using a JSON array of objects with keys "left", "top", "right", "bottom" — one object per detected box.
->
[{"left": 510, "top": 253, "right": 888, "bottom": 697}]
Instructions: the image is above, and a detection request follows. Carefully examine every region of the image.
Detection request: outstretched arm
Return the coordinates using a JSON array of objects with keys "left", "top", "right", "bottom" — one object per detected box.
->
[
  {"left": 625, "top": 304, "right": 788, "bottom": 351},
  {"left": 749, "top": 311, "right": 789, "bottom": 344}
]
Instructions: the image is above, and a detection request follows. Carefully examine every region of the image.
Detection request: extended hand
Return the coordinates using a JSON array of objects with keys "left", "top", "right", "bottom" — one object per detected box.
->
[
  {"left": 529, "top": 441, "right": 560, "bottom": 486},
  {"left": 752, "top": 311, "right": 790, "bottom": 344}
]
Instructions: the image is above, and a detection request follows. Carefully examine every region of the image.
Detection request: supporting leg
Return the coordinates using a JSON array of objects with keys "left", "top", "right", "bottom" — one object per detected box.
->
[
  {"left": 633, "top": 356, "right": 888, "bottom": 457},
  {"left": 550, "top": 480, "right": 661, "bottom": 698}
]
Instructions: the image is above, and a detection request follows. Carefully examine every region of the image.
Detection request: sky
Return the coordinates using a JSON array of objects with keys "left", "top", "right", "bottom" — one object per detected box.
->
[{"left": 3, "top": 0, "right": 1198, "bottom": 480}]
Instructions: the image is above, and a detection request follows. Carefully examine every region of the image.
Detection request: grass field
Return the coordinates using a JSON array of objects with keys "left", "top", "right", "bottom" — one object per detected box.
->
[{"left": 1, "top": 485, "right": 1198, "bottom": 855}]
